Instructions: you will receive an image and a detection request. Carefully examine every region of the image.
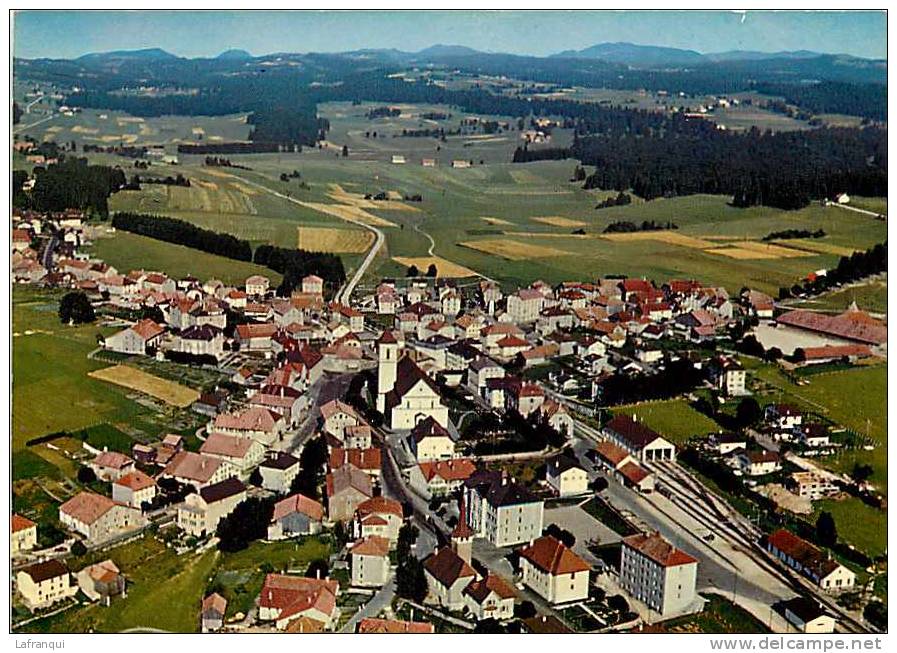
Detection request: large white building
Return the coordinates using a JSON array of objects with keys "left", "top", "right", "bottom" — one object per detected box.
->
[
  {"left": 518, "top": 535, "right": 590, "bottom": 605},
  {"left": 620, "top": 532, "right": 699, "bottom": 618},
  {"left": 463, "top": 470, "right": 544, "bottom": 547}
]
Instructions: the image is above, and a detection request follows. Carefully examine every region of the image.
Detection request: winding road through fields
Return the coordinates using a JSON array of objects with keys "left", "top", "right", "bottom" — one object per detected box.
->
[{"left": 215, "top": 173, "right": 385, "bottom": 304}]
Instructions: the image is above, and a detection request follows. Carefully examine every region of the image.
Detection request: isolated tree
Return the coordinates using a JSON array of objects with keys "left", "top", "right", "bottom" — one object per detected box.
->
[
  {"left": 77, "top": 466, "right": 97, "bottom": 484},
  {"left": 515, "top": 600, "right": 537, "bottom": 619},
  {"left": 863, "top": 600, "right": 887, "bottom": 632},
  {"left": 607, "top": 595, "right": 629, "bottom": 613},
  {"left": 590, "top": 477, "right": 609, "bottom": 493},
  {"left": 395, "top": 555, "right": 428, "bottom": 603},
  {"left": 543, "top": 523, "right": 576, "bottom": 548},
  {"left": 851, "top": 463, "right": 874, "bottom": 484},
  {"left": 816, "top": 511, "right": 838, "bottom": 548},
  {"left": 736, "top": 396, "right": 762, "bottom": 427},
  {"left": 305, "top": 559, "right": 329, "bottom": 579},
  {"left": 216, "top": 496, "right": 275, "bottom": 552},
  {"left": 425, "top": 263, "right": 438, "bottom": 278},
  {"left": 342, "top": 145, "right": 349, "bottom": 157},
  {"left": 70, "top": 540, "right": 87, "bottom": 557},
  {"left": 406, "top": 265, "right": 420, "bottom": 277},
  {"left": 59, "top": 291, "right": 95, "bottom": 324}
]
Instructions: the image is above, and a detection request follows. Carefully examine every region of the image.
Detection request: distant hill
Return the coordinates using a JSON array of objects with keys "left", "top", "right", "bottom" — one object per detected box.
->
[
  {"left": 76, "top": 47, "right": 180, "bottom": 63},
  {"left": 416, "top": 44, "right": 482, "bottom": 58},
  {"left": 551, "top": 42, "right": 704, "bottom": 66},
  {"left": 215, "top": 48, "right": 253, "bottom": 60},
  {"left": 705, "top": 49, "right": 828, "bottom": 62}
]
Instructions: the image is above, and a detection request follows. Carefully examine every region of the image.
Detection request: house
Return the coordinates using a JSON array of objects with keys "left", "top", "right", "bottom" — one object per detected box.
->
[
  {"left": 735, "top": 450, "right": 781, "bottom": 477},
  {"left": 506, "top": 379, "right": 544, "bottom": 416},
  {"left": 620, "top": 532, "right": 699, "bottom": 617},
  {"left": 518, "top": 535, "right": 590, "bottom": 605},
  {"left": 463, "top": 470, "right": 544, "bottom": 547},
  {"left": 764, "top": 404, "right": 803, "bottom": 432},
  {"left": 112, "top": 470, "right": 158, "bottom": 509},
  {"left": 172, "top": 324, "right": 225, "bottom": 360},
  {"left": 103, "top": 319, "right": 165, "bottom": 355},
  {"left": 766, "top": 529, "right": 855, "bottom": 592},
  {"left": 257, "top": 574, "right": 340, "bottom": 631},
  {"left": 711, "top": 432, "right": 747, "bottom": 456},
  {"left": 213, "top": 406, "right": 285, "bottom": 447},
  {"left": 259, "top": 452, "right": 301, "bottom": 493},
  {"left": 301, "top": 274, "right": 324, "bottom": 296},
  {"left": 353, "top": 496, "right": 404, "bottom": 545},
  {"left": 268, "top": 493, "right": 325, "bottom": 540},
  {"left": 161, "top": 451, "right": 237, "bottom": 490},
  {"left": 546, "top": 454, "right": 589, "bottom": 497},
  {"left": 59, "top": 491, "right": 145, "bottom": 543},
  {"left": 451, "top": 159, "right": 471, "bottom": 168},
  {"left": 423, "top": 546, "right": 477, "bottom": 610},
  {"left": 351, "top": 535, "right": 391, "bottom": 587},
  {"left": 416, "top": 458, "right": 478, "bottom": 497},
  {"left": 391, "top": 154, "right": 406, "bottom": 164},
  {"left": 199, "top": 432, "right": 266, "bottom": 479},
  {"left": 779, "top": 597, "right": 836, "bottom": 634},
  {"left": 235, "top": 321, "right": 278, "bottom": 352},
  {"left": 602, "top": 415, "right": 676, "bottom": 463},
  {"left": 16, "top": 560, "right": 78, "bottom": 610},
  {"left": 89, "top": 450, "right": 136, "bottom": 482},
  {"left": 409, "top": 416, "right": 456, "bottom": 461},
  {"left": 201, "top": 593, "right": 228, "bottom": 633},
  {"left": 539, "top": 399, "right": 574, "bottom": 437},
  {"left": 76, "top": 559, "right": 126, "bottom": 604},
  {"left": 798, "top": 423, "right": 831, "bottom": 449},
  {"left": 320, "top": 399, "right": 365, "bottom": 441},
  {"left": 326, "top": 463, "right": 374, "bottom": 522},
  {"left": 507, "top": 289, "right": 543, "bottom": 323},
  {"left": 744, "top": 290, "right": 775, "bottom": 319},
  {"left": 709, "top": 356, "right": 747, "bottom": 396},
  {"left": 11, "top": 514, "right": 37, "bottom": 555},
  {"left": 245, "top": 275, "right": 270, "bottom": 296},
  {"left": 468, "top": 356, "right": 505, "bottom": 392},
  {"left": 177, "top": 477, "right": 247, "bottom": 537},
  {"left": 463, "top": 573, "right": 516, "bottom": 621},
  {"left": 329, "top": 447, "right": 382, "bottom": 478},
  {"left": 356, "top": 617, "right": 434, "bottom": 633},
  {"left": 786, "top": 472, "right": 838, "bottom": 501}
]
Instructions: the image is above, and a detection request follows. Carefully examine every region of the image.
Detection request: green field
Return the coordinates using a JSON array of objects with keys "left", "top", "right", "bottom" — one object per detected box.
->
[
  {"left": 813, "top": 498, "right": 887, "bottom": 558},
  {"left": 662, "top": 594, "right": 771, "bottom": 634},
  {"left": 791, "top": 278, "right": 887, "bottom": 314},
  {"left": 21, "top": 534, "right": 333, "bottom": 633},
  {"left": 614, "top": 399, "right": 722, "bottom": 443},
  {"left": 57, "top": 101, "right": 884, "bottom": 295},
  {"left": 88, "top": 231, "right": 282, "bottom": 286}
]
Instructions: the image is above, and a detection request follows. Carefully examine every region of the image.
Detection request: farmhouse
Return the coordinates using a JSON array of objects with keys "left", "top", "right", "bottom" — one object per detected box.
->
[
  {"left": 112, "top": 470, "right": 157, "bottom": 509},
  {"left": 199, "top": 432, "right": 266, "bottom": 478},
  {"left": 235, "top": 322, "right": 278, "bottom": 351},
  {"left": 160, "top": 451, "right": 237, "bottom": 490},
  {"left": 257, "top": 574, "right": 340, "bottom": 631},
  {"left": 59, "top": 491, "right": 145, "bottom": 543},
  {"left": 103, "top": 319, "right": 165, "bottom": 355},
  {"left": 766, "top": 529, "right": 856, "bottom": 591},
  {"left": 89, "top": 450, "right": 136, "bottom": 481},
  {"left": 268, "top": 493, "right": 325, "bottom": 540},
  {"left": 201, "top": 593, "right": 228, "bottom": 633},
  {"left": 213, "top": 406, "right": 285, "bottom": 446}
]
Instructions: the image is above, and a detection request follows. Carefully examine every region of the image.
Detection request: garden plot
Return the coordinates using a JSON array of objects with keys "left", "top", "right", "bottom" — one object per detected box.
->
[{"left": 88, "top": 365, "right": 199, "bottom": 408}]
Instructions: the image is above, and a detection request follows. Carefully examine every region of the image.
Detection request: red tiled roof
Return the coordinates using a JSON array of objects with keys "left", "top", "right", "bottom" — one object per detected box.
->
[
  {"left": 519, "top": 535, "right": 590, "bottom": 575},
  {"left": 351, "top": 535, "right": 390, "bottom": 558},
  {"left": 618, "top": 461, "right": 651, "bottom": 485},
  {"left": 355, "top": 496, "right": 403, "bottom": 519},
  {"left": 418, "top": 458, "right": 477, "bottom": 483},
  {"left": 92, "top": 450, "right": 134, "bottom": 470},
  {"left": 329, "top": 447, "right": 382, "bottom": 472},
  {"left": 800, "top": 344, "right": 873, "bottom": 360},
  {"left": 113, "top": 470, "right": 156, "bottom": 491},
  {"left": 272, "top": 493, "right": 325, "bottom": 522},
  {"left": 463, "top": 573, "right": 516, "bottom": 603},
  {"left": 200, "top": 432, "right": 255, "bottom": 459},
  {"left": 623, "top": 532, "right": 697, "bottom": 568},
  {"left": 59, "top": 491, "right": 117, "bottom": 525},
  {"left": 258, "top": 574, "right": 338, "bottom": 620},
  {"left": 12, "top": 513, "right": 36, "bottom": 533},
  {"left": 778, "top": 309, "right": 886, "bottom": 345},
  {"left": 423, "top": 547, "right": 476, "bottom": 587},
  {"left": 357, "top": 618, "right": 434, "bottom": 634}
]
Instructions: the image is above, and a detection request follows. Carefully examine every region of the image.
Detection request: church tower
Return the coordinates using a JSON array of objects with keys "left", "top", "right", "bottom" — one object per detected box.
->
[
  {"left": 451, "top": 496, "right": 474, "bottom": 564},
  {"left": 376, "top": 330, "right": 398, "bottom": 414}
]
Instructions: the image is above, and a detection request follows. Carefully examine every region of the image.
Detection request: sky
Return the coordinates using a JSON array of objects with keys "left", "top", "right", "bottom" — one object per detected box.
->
[{"left": 12, "top": 10, "right": 887, "bottom": 60}]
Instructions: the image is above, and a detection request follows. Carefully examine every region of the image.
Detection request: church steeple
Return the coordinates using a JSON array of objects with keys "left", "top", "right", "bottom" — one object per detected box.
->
[{"left": 451, "top": 496, "right": 474, "bottom": 564}]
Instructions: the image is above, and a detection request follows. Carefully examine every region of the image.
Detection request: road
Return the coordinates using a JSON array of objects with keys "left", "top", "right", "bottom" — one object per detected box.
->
[
  {"left": 339, "top": 577, "right": 396, "bottom": 633},
  {"left": 226, "top": 172, "right": 385, "bottom": 305},
  {"left": 828, "top": 202, "right": 885, "bottom": 219},
  {"left": 14, "top": 113, "right": 56, "bottom": 135},
  {"left": 274, "top": 372, "right": 355, "bottom": 454},
  {"left": 42, "top": 234, "right": 59, "bottom": 271},
  {"left": 571, "top": 418, "right": 867, "bottom": 632}
]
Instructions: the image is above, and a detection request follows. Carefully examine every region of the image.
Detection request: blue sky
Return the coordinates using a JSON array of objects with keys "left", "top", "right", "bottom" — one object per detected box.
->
[{"left": 12, "top": 10, "right": 887, "bottom": 60}]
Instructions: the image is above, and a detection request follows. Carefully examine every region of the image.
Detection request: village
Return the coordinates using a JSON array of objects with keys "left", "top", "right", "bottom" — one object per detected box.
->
[{"left": 10, "top": 205, "right": 888, "bottom": 635}]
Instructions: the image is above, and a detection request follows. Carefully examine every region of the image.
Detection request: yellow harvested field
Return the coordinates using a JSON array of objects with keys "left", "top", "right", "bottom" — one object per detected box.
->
[
  {"left": 297, "top": 201, "right": 396, "bottom": 228},
  {"left": 392, "top": 256, "right": 478, "bottom": 278},
  {"left": 88, "top": 365, "right": 199, "bottom": 407},
  {"left": 298, "top": 227, "right": 374, "bottom": 253},
  {"left": 192, "top": 179, "right": 219, "bottom": 190},
  {"left": 459, "top": 239, "right": 569, "bottom": 261},
  {"left": 599, "top": 232, "right": 717, "bottom": 249},
  {"left": 705, "top": 247, "right": 779, "bottom": 260},
  {"left": 509, "top": 169, "right": 543, "bottom": 184},
  {"left": 71, "top": 126, "right": 100, "bottom": 134},
  {"left": 532, "top": 216, "right": 587, "bottom": 228},
  {"left": 116, "top": 117, "right": 145, "bottom": 124},
  {"left": 44, "top": 126, "right": 63, "bottom": 133},
  {"left": 773, "top": 239, "right": 856, "bottom": 257},
  {"left": 230, "top": 182, "right": 259, "bottom": 196},
  {"left": 202, "top": 168, "right": 239, "bottom": 179},
  {"left": 327, "top": 184, "right": 419, "bottom": 212},
  {"left": 728, "top": 241, "right": 815, "bottom": 258},
  {"left": 481, "top": 217, "right": 513, "bottom": 226},
  {"left": 85, "top": 134, "right": 140, "bottom": 144},
  {"left": 505, "top": 231, "right": 592, "bottom": 239}
]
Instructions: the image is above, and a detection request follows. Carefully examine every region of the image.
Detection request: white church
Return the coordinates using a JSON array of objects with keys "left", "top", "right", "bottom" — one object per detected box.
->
[{"left": 376, "top": 330, "right": 449, "bottom": 430}]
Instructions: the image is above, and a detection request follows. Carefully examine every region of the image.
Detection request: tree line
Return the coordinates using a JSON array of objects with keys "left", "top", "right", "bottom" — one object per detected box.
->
[
  {"left": 253, "top": 244, "right": 346, "bottom": 295},
  {"left": 24, "top": 157, "right": 126, "bottom": 216},
  {"left": 753, "top": 81, "right": 886, "bottom": 122},
  {"left": 778, "top": 241, "right": 886, "bottom": 300},
  {"left": 111, "top": 212, "right": 254, "bottom": 261}
]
